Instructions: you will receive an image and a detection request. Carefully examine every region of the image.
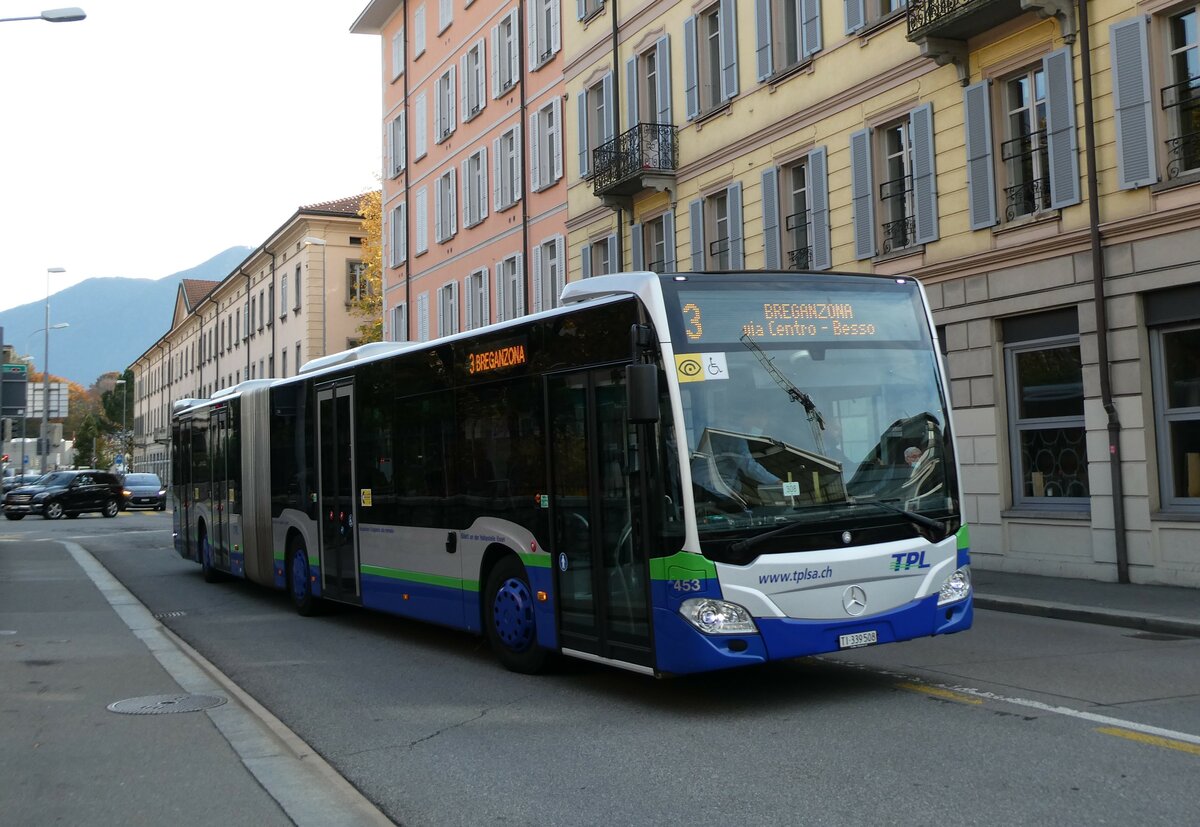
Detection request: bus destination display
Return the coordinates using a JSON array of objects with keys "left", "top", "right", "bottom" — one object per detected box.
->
[{"left": 674, "top": 288, "right": 922, "bottom": 345}]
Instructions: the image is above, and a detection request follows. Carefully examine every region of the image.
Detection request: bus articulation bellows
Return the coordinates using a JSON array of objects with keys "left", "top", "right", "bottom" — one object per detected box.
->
[{"left": 171, "top": 271, "right": 972, "bottom": 676}]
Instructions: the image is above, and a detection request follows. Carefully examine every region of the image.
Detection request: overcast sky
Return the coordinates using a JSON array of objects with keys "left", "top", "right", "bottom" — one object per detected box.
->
[{"left": 0, "top": 0, "right": 381, "bottom": 312}]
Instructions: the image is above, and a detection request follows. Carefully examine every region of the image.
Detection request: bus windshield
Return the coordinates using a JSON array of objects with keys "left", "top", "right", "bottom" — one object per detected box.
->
[{"left": 664, "top": 274, "right": 957, "bottom": 542}]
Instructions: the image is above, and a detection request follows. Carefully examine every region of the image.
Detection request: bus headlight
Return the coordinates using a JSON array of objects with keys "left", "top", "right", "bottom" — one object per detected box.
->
[
  {"left": 680, "top": 598, "right": 757, "bottom": 635},
  {"left": 937, "top": 567, "right": 971, "bottom": 606}
]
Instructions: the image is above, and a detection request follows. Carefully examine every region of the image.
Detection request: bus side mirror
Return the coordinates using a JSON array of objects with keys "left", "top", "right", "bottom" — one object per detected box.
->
[{"left": 626, "top": 364, "right": 659, "bottom": 424}]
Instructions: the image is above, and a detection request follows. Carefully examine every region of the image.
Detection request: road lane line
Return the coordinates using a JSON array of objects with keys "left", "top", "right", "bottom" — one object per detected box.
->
[
  {"left": 896, "top": 682, "right": 983, "bottom": 705},
  {"left": 1095, "top": 727, "right": 1200, "bottom": 756}
]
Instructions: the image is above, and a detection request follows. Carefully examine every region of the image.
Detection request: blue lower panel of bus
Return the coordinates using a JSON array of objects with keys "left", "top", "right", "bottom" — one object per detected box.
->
[
  {"left": 361, "top": 573, "right": 467, "bottom": 629},
  {"left": 652, "top": 594, "right": 973, "bottom": 675}
]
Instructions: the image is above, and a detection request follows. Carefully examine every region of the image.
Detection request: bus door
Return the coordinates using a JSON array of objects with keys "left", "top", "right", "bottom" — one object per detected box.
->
[
  {"left": 174, "top": 421, "right": 193, "bottom": 561},
  {"left": 547, "top": 366, "right": 653, "bottom": 668},
  {"left": 210, "top": 408, "right": 232, "bottom": 571},
  {"left": 317, "top": 381, "right": 361, "bottom": 602}
]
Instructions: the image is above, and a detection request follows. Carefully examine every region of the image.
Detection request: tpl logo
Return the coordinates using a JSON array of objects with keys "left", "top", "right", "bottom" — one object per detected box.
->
[{"left": 890, "top": 551, "right": 931, "bottom": 571}]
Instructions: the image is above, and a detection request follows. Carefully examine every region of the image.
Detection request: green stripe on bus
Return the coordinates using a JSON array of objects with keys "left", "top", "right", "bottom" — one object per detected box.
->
[
  {"left": 957, "top": 524, "right": 970, "bottom": 550},
  {"left": 518, "top": 552, "right": 552, "bottom": 568},
  {"left": 360, "top": 565, "right": 477, "bottom": 591},
  {"left": 649, "top": 552, "right": 718, "bottom": 581}
]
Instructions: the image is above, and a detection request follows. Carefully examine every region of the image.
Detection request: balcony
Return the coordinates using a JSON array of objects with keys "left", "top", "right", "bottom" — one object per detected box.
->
[
  {"left": 592, "top": 122, "right": 678, "bottom": 207},
  {"left": 906, "top": 0, "right": 1075, "bottom": 81}
]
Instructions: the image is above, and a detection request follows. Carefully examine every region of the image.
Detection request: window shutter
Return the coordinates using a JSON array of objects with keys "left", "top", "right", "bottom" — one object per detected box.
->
[
  {"left": 462, "top": 158, "right": 473, "bottom": 226},
  {"left": 493, "top": 137, "right": 503, "bottom": 207},
  {"left": 476, "top": 38, "right": 487, "bottom": 111},
  {"left": 850, "top": 128, "right": 875, "bottom": 260},
  {"left": 479, "top": 145, "right": 489, "bottom": 218},
  {"left": 434, "top": 178, "right": 443, "bottom": 242},
  {"left": 415, "top": 188, "right": 428, "bottom": 253},
  {"left": 1110, "top": 16, "right": 1157, "bottom": 189},
  {"left": 512, "top": 122, "right": 523, "bottom": 202},
  {"left": 755, "top": 0, "right": 772, "bottom": 82},
  {"left": 397, "top": 203, "right": 407, "bottom": 263},
  {"left": 551, "top": 2, "right": 561, "bottom": 54},
  {"left": 527, "top": 0, "right": 539, "bottom": 66},
  {"left": 448, "top": 167, "right": 457, "bottom": 236},
  {"left": 910, "top": 103, "right": 939, "bottom": 245},
  {"left": 490, "top": 24, "right": 500, "bottom": 98},
  {"left": 481, "top": 266, "right": 490, "bottom": 325},
  {"left": 418, "top": 292, "right": 429, "bottom": 342},
  {"left": 689, "top": 199, "right": 705, "bottom": 271},
  {"left": 577, "top": 0, "right": 586, "bottom": 21},
  {"left": 448, "top": 65, "right": 457, "bottom": 133},
  {"left": 508, "top": 10, "right": 520, "bottom": 83},
  {"left": 1043, "top": 47, "right": 1081, "bottom": 209},
  {"left": 684, "top": 16, "right": 699, "bottom": 120},
  {"left": 626, "top": 55, "right": 640, "bottom": 128},
  {"left": 656, "top": 37, "right": 672, "bottom": 125},
  {"left": 463, "top": 275, "right": 474, "bottom": 330},
  {"left": 606, "top": 234, "right": 619, "bottom": 274},
  {"left": 554, "top": 236, "right": 566, "bottom": 298},
  {"left": 631, "top": 222, "right": 645, "bottom": 271},
  {"left": 552, "top": 97, "right": 563, "bottom": 181},
  {"left": 602, "top": 72, "right": 615, "bottom": 144},
  {"left": 802, "top": 0, "right": 822, "bottom": 57},
  {"left": 415, "top": 93, "right": 427, "bottom": 158},
  {"left": 581, "top": 243, "right": 593, "bottom": 279},
  {"left": 514, "top": 253, "right": 526, "bottom": 316},
  {"left": 451, "top": 280, "right": 460, "bottom": 334},
  {"left": 844, "top": 0, "right": 865, "bottom": 34},
  {"left": 459, "top": 54, "right": 468, "bottom": 122},
  {"left": 530, "top": 109, "right": 542, "bottom": 192},
  {"left": 533, "top": 244, "right": 544, "bottom": 311},
  {"left": 663, "top": 209, "right": 677, "bottom": 271},
  {"left": 761, "top": 167, "right": 781, "bottom": 269},
  {"left": 809, "top": 146, "right": 831, "bottom": 271},
  {"left": 495, "top": 263, "right": 506, "bottom": 321},
  {"left": 719, "top": 0, "right": 739, "bottom": 100},
  {"left": 434, "top": 78, "right": 442, "bottom": 141},
  {"left": 578, "top": 92, "right": 590, "bottom": 177},
  {"left": 963, "top": 80, "right": 998, "bottom": 230},
  {"left": 728, "top": 182, "right": 744, "bottom": 269}
]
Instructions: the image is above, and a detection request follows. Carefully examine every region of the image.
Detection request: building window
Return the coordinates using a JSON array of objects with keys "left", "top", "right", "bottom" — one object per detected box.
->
[
  {"left": 684, "top": 1, "right": 737, "bottom": 120},
  {"left": 347, "top": 261, "right": 370, "bottom": 303},
  {"left": 414, "top": 187, "right": 429, "bottom": 254},
  {"left": 1165, "top": 9, "right": 1200, "bottom": 177},
  {"left": 1147, "top": 287, "right": 1200, "bottom": 511},
  {"left": 389, "top": 114, "right": 406, "bottom": 178},
  {"left": 879, "top": 119, "right": 917, "bottom": 253},
  {"left": 1001, "top": 67, "right": 1051, "bottom": 220},
  {"left": 435, "top": 169, "right": 457, "bottom": 244},
  {"left": 495, "top": 124, "right": 521, "bottom": 210},
  {"left": 282, "top": 349, "right": 288, "bottom": 379},
  {"left": 267, "top": 284, "right": 274, "bottom": 326},
  {"left": 530, "top": 0, "right": 560, "bottom": 69},
  {"left": 577, "top": 74, "right": 613, "bottom": 178},
  {"left": 295, "top": 344, "right": 301, "bottom": 373},
  {"left": 414, "top": 4, "right": 426, "bottom": 57},
  {"left": 783, "top": 159, "right": 811, "bottom": 269},
  {"left": 462, "top": 38, "right": 486, "bottom": 121},
  {"left": 496, "top": 253, "right": 525, "bottom": 321},
  {"left": 635, "top": 213, "right": 673, "bottom": 273},
  {"left": 1003, "top": 310, "right": 1089, "bottom": 508},
  {"left": 530, "top": 97, "right": 563, "bottom": 192},
  {"left": 463, "top": 147, "right": 488, "bottom": 228},
  {"left": 435, "top": 66, "right": 456, "bottom": 143},
  {"left": 464, "top": 267, "right": 489, "bottom": 330},
  {"left": 294, "top": 265, "right": 302, "bottom": 310},
  {"left": 391, "top": 27, "right": 405, "bottom": 80},
  {"left": 392, "top": 303, "right": 409, "bottom": 342},
  {"left": 533, "top": 235, "right": 565, "bottom": 311},
  {"left": 437, "top": 281, "right": 459, "bottom": 336},
  {"left": 390, "top": 203, "right": 407, "bottom": 265},
  {"left": 493, "top": 9, "right": 520, "bottom": 97},
  {"left": 280, "top": 276, "right": 288, "bottom": 318},
  {"left": 755, "top": 0, "right": 821, "bottom": 81},
  {"left": 577, "top": 0, "right": 604, "bottom": 20},
  {"left": 845, "top": 0, "right": 906, "bottom": 33},
  {"left": 688, "top": 183, "right": 743, "bottom": 271},
  {"left": 581, "top": 235, "right": 616, "bottom": 278},
  {"left": 258, "top": 290, "right": 265, "bottom": 330}
]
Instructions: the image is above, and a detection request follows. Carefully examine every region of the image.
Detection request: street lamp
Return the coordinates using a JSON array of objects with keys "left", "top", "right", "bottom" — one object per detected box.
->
[
  {"left": 42, "top": 267, "right": 66, "bottom": 473},
  {"left": 0, "top": 7, "right": 86, "bottom": 23},
  {"left": 302, "top": 236, "right": 328, "bottom": 356},
  {"left": 20, "top": 322, "right": 69, "bottom": 474},
  {"left": 114, "top": 379, "right": 126, "bottom": 472}
]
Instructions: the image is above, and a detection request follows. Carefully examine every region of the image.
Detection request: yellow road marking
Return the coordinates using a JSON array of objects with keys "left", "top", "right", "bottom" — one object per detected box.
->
[
  {"left": 1096, "top": 727, "right": 1200, "bottom": 756},
  {"left": 896, "top": 682, "right": 983, "bottom": 705}
]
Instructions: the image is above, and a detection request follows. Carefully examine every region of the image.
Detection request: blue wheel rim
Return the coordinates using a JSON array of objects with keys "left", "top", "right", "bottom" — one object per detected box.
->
[
  {"left": 492, "top": 577, "right": 535, "bottom": 652},
  {"left": 291, "top": 549, "right": 308, "bottom": 599}
]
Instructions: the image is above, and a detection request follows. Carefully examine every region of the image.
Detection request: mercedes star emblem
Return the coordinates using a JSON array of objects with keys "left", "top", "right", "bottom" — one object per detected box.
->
[{"left": 842, "top": 585, "right": 868, "bottom": 616}]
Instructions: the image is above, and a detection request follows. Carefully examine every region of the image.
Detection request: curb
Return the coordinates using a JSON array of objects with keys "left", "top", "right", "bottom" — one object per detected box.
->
[{"left": 975, "top": 595, "right": 1200, "bottom": 639}]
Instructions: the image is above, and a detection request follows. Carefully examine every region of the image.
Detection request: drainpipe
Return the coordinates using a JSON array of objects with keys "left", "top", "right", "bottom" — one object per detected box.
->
[
  {"left": 241, "top": 267, "right": 252, "bottom": 378},
  {"left": 402, "top": 0, "right": 411, "bottom": 339},
  {"left": 519, "top": 0, "right": 531, "bottom": 308},
  {"left": 1077, "top": 0, "right": 1129, "bottom": 583},
  {"left": 266, "top": 248, "right": 276, "bottom": 375},
  {"left": 610, "top": 0, "right": 624, "bottom": 269}
]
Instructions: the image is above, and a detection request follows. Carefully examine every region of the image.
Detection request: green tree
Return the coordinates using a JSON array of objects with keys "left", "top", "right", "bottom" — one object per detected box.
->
[
  {"left": 353, "top": 189, "right": 384, "bottom": 343},
  {"left": 72, "top": 413, "right": 112, "bottom": 470}
]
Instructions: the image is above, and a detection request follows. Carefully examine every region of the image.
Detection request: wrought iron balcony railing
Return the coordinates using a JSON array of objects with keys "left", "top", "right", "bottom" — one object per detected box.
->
[
  {"left": 592, "top": 122, "right": 679, "bottom": 197},
  {"left": 1166, "top": 132, "right": 1200, "bottom": 180},
  {"left": 1004, "top": 179, "right": 1049, "bottom": 220},
  {"left": 1161, "top": 76, "right": 1200, "bottom": 110},
  {"left": 787, "top": 246, "right": 813, "bottom": 270},
  {"left": 907, "top": 0, "right": 1027, "bottom": 42},
  {"left": 882, "top": 216, "right": 916, "bottom": 254}
]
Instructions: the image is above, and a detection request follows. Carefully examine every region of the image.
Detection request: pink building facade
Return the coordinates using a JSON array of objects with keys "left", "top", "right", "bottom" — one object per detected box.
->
[{"left": 354, "top": 0, "right": 568, "bottom": 341}]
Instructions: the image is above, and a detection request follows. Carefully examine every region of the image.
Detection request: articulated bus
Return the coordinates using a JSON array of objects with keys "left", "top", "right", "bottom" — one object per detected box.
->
[{"left": 171, "top": 271, "right": 972, "bottom": 676}]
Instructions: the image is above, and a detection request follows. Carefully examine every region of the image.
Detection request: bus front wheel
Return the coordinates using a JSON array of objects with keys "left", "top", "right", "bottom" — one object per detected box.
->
[
  {"left": 484, "top": 556, "right": 547, "bottom": 674},
  {"left": 288, "top": 542, "right": 320, "bottom": 617}
]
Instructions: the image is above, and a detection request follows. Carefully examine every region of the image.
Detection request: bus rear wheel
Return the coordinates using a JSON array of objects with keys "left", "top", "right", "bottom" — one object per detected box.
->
[
  {"left": 288, "top": 542, "right": 320, "bottom": 617},
  {"left": 484, "top": 556, "right": 547, "bottom": 674},
  {"left": 200, "top": 529, "right": 222, "bottom": 583}
]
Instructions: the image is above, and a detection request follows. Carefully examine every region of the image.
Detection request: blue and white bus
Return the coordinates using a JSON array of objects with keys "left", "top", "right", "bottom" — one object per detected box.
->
[{"left": 171, "top": 271, "right": 972, "bottom": 676}]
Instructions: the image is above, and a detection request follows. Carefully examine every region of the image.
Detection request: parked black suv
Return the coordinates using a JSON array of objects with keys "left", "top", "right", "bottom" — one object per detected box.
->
[{"left": 3, "top": 470, "right": 124, "bottom": 520}]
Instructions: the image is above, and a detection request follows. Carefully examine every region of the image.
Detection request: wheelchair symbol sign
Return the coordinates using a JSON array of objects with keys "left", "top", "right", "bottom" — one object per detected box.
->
[{"left": 675, "top": 353, "right": 729, "bottom": 383}]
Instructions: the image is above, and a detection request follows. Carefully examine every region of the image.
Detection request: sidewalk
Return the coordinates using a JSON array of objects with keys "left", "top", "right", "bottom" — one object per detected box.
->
[
  {"left": 972, "top": 568, "right": 1200, "bottom": 638},
  {"left": 0, "top": 538, "right": 392, "bottom": 827}
]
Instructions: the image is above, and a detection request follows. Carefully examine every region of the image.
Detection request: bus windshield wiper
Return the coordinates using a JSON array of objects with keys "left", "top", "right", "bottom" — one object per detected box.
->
[
  {"left": 728, "top": 516, "right": 819, "bottom": 559},
  {"left": 854, "top": 498, "right": 946, "bottom": 535}
]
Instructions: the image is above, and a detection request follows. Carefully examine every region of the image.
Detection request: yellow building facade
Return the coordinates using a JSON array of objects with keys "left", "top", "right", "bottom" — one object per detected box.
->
[{"left": 565, "top": 0, "right": 1200, "bottom": 586}]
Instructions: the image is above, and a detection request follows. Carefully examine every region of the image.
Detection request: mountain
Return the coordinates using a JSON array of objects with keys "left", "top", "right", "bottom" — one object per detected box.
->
[{"left": 0, "top": 247, "right": 252, "bottom": 386}]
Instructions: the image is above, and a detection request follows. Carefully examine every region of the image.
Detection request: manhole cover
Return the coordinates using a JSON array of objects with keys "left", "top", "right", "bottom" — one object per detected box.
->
[{"left": 107, "top": 694, "right": 227, "bottom": 715}]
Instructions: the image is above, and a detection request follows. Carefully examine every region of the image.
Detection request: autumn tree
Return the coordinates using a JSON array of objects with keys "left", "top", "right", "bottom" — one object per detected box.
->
[{"left": 352, "top": 189, "right": 384, "bottom": 343}]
